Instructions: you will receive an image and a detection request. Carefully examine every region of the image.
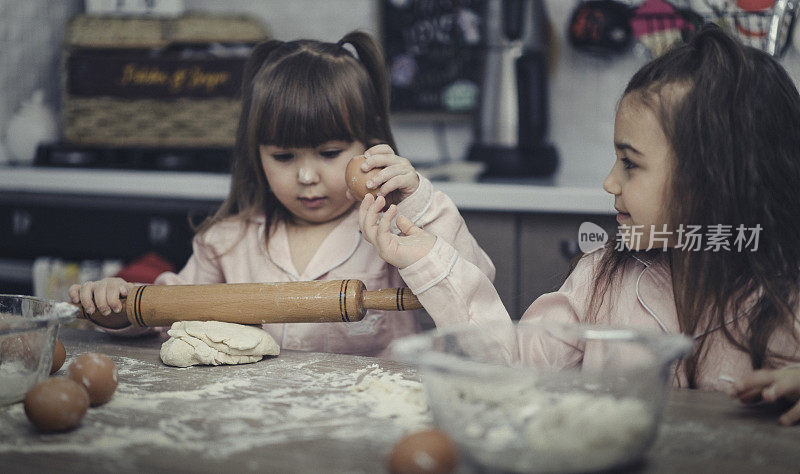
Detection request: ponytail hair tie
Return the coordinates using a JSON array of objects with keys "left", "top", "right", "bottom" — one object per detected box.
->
[{"left": 337, "top": 40, "right": 359, "bottom": 60}]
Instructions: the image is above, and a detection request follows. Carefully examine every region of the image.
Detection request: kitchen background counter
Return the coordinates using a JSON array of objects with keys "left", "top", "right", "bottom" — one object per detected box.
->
[{"left": 0, "top": 166, "right": 614, "bottom": 215}]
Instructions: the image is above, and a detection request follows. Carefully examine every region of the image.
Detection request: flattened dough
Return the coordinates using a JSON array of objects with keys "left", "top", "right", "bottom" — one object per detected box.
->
[{"left": 160, "top": 321, "right": 280, "bottom": 367}]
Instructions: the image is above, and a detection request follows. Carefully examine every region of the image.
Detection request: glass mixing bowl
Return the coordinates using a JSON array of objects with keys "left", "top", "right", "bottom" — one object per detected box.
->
[
  {"left": 0, "top": 294, "right": 77, "bottom": 405},
  {"left": 391, "top": 321, "right": 693, "bottom": 473}
]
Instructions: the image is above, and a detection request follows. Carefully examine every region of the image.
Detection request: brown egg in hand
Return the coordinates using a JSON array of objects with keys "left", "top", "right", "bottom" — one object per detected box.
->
[
  {"left": 50, "top": 340, "right": 66, "bottom": 374},
  {"left": 68, "top": 352, "right": 118, "bottom": 406},
  {"left": 346, "top": 155, "right": 381, "bottom": 201},
  {"left": 24, "top": 377, "right": 89, "bottom": 432},
  {"left": 388, "top": 429, "right": 458, "bottom": 474},
  {"left": 345, "top": 155, "right": 400, "bottom": 208}
]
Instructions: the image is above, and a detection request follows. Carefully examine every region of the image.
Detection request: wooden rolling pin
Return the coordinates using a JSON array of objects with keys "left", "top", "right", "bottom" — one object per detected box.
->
[{"left": 74, "top": 280, "right": 422, "bottom": 329}]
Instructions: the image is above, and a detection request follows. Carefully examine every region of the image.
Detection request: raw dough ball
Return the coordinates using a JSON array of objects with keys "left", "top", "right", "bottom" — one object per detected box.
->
[
  {"left": 24, "top": 377, "right": 89, "bottom": 432},
  {"left": 68, "top": 352, "right": 118, "bottom": 406},
  {"left": 160, "top": 321, "right": 280, "bottom": 367},
  {"left": 388, "top": 429, "right": 458, "bottom": 474},
  {"left": 50, "top": 340, "right": 66, "bottom": 374}
]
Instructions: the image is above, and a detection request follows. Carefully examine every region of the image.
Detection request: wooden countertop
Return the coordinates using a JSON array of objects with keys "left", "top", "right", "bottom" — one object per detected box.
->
[{"left": 1, "top": 328, "right": 799, "bottom": 473}]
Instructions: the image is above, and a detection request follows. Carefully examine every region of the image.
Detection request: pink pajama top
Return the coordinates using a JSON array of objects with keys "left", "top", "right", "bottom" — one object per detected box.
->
[
  {"left": 112, "top": 176, "right": 495, "bottom": 357},
  {"left": 399, "top": 239, "right": 800, "bottom": 391}
]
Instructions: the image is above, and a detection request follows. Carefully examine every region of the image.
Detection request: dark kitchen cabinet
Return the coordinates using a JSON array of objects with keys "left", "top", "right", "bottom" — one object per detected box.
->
[
  {"left": 0, "top": 192, "right": 219, "bottom": 294},
  {"left": 462, "top": 211, "right": 617, "bottom": 319}
]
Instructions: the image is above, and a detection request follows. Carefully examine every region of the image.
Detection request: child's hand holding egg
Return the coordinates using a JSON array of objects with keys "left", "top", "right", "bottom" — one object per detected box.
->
[{"left": 345, "top": 145, "right": 420, "bottom": 207}]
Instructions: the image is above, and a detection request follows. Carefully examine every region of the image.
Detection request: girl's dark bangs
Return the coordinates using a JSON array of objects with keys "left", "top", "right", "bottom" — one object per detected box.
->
[{"left": 255, "top": 58, "right": 365, "bottom": 148}]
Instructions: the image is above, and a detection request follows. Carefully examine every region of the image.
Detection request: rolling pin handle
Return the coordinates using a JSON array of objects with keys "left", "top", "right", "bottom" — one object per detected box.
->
[{"left": 360, "top": 287, "right": 423, "bottom": 312}]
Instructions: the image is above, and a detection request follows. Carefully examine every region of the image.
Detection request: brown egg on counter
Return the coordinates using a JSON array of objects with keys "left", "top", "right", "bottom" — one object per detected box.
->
[
  {"left": 24, "top": 377, "right": 89, "bottom": 432},
  {"left": 68, "top": 352, "right": 118, "bottom": 406},
  {"left": 50, "top": 340, "right": 66, "bottom": 374},
  {"left": 388, "top": 429, "right": 458, "bottom": 474}
]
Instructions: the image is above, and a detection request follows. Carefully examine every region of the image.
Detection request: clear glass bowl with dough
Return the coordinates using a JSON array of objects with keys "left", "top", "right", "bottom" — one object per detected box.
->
[
  {"left": 390, "top": 321, "right": 693, "bottom": 473},
  {"left": 0, "top": 295, "right": 77, "bottom": 405}
]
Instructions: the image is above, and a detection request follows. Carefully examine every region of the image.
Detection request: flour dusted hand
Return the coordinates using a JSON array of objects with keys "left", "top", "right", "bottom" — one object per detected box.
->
[
  {"left": 160, "top": 321, "right": 280, "bottom": 367},
  {"left": 69, "top": 277, "right": 138, "bottom": 316},
  {"left": 360, "top": 144, "right": 420, "bottom": 202},
  {"left": 358, "top": 194, "right": 436, "bottom": 269}
]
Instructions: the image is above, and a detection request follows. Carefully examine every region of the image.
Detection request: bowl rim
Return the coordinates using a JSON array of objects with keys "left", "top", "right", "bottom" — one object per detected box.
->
[
  {"left": 0, "top": 294, "right": 77, "bottom": 335},
  {"left": 390, "top": 320, "right": 693, "bottom": 375}
]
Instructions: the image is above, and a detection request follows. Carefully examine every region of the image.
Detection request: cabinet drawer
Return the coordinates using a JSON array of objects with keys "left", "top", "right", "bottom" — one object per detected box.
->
[
  {"left": 462, "top": 211, "right": 519, "bottom": 317},
  {"left": 519, "top": 214, "right": 617, "bottom": 314}
]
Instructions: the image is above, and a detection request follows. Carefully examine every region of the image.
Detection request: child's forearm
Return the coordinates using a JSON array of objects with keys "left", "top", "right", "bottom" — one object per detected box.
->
[
  {"left": 399, "top": 237, "right": 516, "bottom": 363},
  {"left": 396, "top": 176, "right": 495, "bottom": 281}
]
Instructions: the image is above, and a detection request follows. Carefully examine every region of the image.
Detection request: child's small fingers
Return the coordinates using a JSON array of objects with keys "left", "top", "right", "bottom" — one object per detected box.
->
[
  {"left": 396, "top": 215, "right": 419, "bottom": 236},
  {"left": 79, "top": 283, "right": 96, "bottom": 314},
  {"left": 377, "top": 172, "right": 413, "bottom": 196},
  {"left": 366, "top": 165, "right": 403, "bottom": 189},
  {"left": 363, "top": 195, "right": 385, "bottom": 241},
  {"left": 124, "top": 283, "right": 139, "bottom": 298},
  {"left": 362, "top": 153, "right": 406, "bottom": 171},
  {"left": 94, "top": 282, "right": 112, "bottom": 316},
  {"left": 359, "top": 193, "right": 375, "bottom": 226},
  {"left": 105, "top": 284, "right": 123, "bottom": 313},
  {"left": 68, "top": 284, "right": 81, "bottom": 303},
  {"left": 378, "top": 204, "right": 397, "bottom": 235},
  {"left": 779, "top": 401, "right": 800, "bottom": 426},
  {"left": 370, "top": 194, "right": 386, "bottom": 220},
  {"left": 763, "top": 379, "right": 800, "bottom": 403},
  {"left": 363, "top": 144, "right": 394, "bottom": 158},
  {"left": 733, "top": 370, "right": 775, "bottom": 392},
  {"left": 737, "top": 387, "right": 765, "bottom": 404}
]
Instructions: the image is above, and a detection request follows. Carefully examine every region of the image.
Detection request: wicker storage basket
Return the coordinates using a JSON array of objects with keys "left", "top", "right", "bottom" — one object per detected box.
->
[{"left": 62, "top": 14, "right": 268, "bottom": 147}]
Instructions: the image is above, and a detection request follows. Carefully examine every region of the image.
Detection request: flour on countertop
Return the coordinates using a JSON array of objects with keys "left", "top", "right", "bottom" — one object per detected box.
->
[{"left": 0, "top": 354, "right": 430, "bottom": 459}]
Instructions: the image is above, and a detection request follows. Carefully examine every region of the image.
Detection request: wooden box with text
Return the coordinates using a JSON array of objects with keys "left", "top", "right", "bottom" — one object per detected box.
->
[{"left": 62, "top": 14, "right": 268, "bottom": 147}]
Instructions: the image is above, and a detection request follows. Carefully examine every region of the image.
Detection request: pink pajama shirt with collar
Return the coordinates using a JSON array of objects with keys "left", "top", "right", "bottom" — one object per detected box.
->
[
  {"left": 399, "top": 241, "right": 800, "bottom": 391},
  {"left": 109, "top": 176, "right": 495, "bottom": 357}
]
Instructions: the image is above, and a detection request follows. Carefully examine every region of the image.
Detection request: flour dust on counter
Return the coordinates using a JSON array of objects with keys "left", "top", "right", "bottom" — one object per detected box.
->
[{"left": 0, "top": 352, "right": 430, "bottom": 461}]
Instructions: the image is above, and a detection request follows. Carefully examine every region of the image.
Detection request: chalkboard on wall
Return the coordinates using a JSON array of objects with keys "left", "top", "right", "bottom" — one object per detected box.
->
[{"left": 382, "top": 0, "right": 486, "bottom": 114}]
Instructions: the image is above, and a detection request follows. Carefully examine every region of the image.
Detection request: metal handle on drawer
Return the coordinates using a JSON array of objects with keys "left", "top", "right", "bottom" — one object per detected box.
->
[
  {"left": 11, "top": 209, "right": 32, "bottom": 236},
  {"left": 560, "top": 239, "right": 581, "bottom": 260}
]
